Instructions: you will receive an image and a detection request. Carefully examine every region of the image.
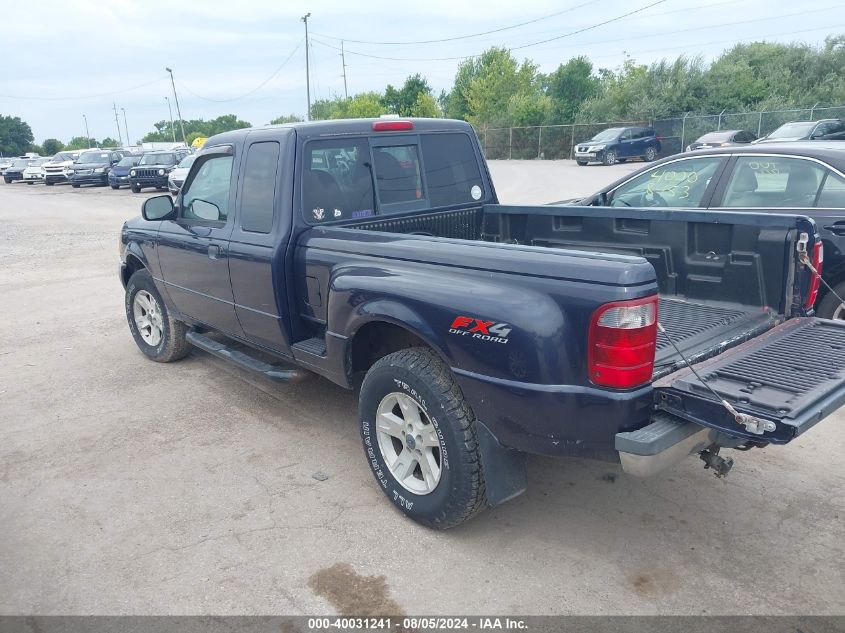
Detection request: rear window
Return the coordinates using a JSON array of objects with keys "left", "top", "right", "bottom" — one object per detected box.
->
[
  {"left": 421, "top": 133, "right": 484, "bottom": 207},
  {"left": 303, "top": 132, "right": 483, "bottom": 223}
]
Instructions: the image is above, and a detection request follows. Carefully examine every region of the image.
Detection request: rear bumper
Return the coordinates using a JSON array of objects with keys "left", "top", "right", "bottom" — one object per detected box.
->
[
  {"left": 452, "top": 367, "right": 653, "bottom": 460},
  {"left": 615, "top": 413, "right": 716, "bottom": 477}
]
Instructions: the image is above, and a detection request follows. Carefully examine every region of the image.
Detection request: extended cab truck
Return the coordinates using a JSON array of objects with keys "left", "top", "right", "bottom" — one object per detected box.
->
[{"left": 119, "top": 118, "right": 845, "bottom": 528}]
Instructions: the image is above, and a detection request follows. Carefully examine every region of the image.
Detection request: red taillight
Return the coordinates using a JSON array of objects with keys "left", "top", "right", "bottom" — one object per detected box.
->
[
  {"left": 804, "top": 240, "right": 824, "bottom": 310},
  {"left": 372, "top": 120, "right": 413, "bottom": 131},
  {"left": 588, "top": 296, "right": 658, "bottom": 389}
]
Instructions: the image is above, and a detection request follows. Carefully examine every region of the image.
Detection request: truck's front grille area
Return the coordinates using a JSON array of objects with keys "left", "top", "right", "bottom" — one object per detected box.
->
[
  {"left": 656, "top": 298, "right": 751, "bottom": 351},
  {"left": 135, "top": 169, "right": 160, "bottom": 179}
]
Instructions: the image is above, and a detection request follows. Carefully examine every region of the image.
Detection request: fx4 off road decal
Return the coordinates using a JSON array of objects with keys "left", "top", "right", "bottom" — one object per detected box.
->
[{"left": 449, "top": 316, "right": 511, "bottom": 344}]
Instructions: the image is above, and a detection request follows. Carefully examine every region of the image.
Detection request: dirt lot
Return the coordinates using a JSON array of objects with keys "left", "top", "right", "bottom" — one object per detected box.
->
[{"left": 1, "top": 161, "right": 843, "bottom": 615}]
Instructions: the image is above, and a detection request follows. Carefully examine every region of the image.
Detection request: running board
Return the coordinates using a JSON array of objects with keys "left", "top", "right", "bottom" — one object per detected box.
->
[{"left": 186, "top": 331, "right": 314, "bottom": 383}]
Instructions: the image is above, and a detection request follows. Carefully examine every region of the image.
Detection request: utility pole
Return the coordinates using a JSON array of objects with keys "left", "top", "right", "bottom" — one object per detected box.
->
[
  {"left": 165, "top": 67, "right": 187, "bottom": 145},
  {"left": 165, "top": 96, "right": 176, "bottom": 142},
  {"left": 112, "top": 102, "right": 123, "bottom": 146},
  {"left": 82, "top": 114, "right": 91, "bottom": 148},
  {"left": 341, "top": 40, "right": 348, "bottom": 99},
  {"left": 121, "top": 107, "right": 130, "bottom": 146},
  {"left": 301, "top": 13, "right": 311, "bottom": 120}
]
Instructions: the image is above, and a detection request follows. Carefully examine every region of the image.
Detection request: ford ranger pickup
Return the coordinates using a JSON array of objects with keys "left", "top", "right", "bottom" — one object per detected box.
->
[{"left": 119, "top": 118, "right": 845, "bottom": 528}]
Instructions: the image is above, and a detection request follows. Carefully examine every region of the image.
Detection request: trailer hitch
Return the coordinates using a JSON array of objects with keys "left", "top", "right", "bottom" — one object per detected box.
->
[{"left": 699, "top": 446, "right": 734, "bottom": 478}]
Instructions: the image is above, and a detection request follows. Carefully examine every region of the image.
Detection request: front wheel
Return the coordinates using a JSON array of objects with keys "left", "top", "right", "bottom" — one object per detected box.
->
[
  {"left": 71, "top": 183, "right": 80, "bottom": 188},
  {"left": 817, "top": 281, "right": 845, "bottom": 320},
  {"left": 359, "top": 348, "right": 487, "bottom": 529},
  {"left": 45, "top": 181, "right": 54, "bottom": 186},
  {"left": 110, "top": 184, "right": 119, "bottom": 190},
  {"left": 644, "top": 146, "right": 658, "bottom": 161},
  {"left": 125, "top": 269, "right": 190, "bottom": 362},
  {"left": 131, "top": 184, "right": 141, "bottom": 193},
  {"left": 576, "top": 160, "right": 588, "bottom": 166},
  {"left": 603, "top": 150, "right": 618, "bottom": 166}
]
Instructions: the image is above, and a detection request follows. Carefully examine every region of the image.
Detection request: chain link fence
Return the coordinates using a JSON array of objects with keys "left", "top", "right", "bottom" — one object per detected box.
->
[{"left": 479, "top": 105, "right": 845, "bottom": 161}]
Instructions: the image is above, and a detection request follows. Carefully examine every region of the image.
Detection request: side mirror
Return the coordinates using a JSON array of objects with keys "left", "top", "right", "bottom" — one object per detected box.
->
[
  {"left": 190, "top": 199, "right": 221, "bottom": 221},
  {"left": 142, "top": 195, "right": 175, "bottom": 221}
]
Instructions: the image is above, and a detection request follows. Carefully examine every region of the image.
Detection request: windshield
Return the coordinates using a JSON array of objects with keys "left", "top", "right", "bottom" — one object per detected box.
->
[
  {"left": 52, "top": 152, "right": 76, "bottom": 161},
  {"left": 29, "top": 158, "right": 49, "bottom": 166},
  {"left": 590, "top": 128, "right": 623, "bottom": 142},
  {"left": 768, "top": 122, "right": 815, "bottom": 139},
  {"left": 696, "top": 131, "right": 734, "bottom": 143},
  {"left": 177, "top": 154, "right": 196, "bottom": 169},
  {"left": 79, "top": 151, "right": 110, "bottom": 163},
  {"left": 117, "top": 156, "right": 139, "bottom": 167},
  {"left": 12, "top": 159, "right": 31, "bottom": 168},
  {"left": 139, "top": 153, "right": 176, "bottom": 165}
]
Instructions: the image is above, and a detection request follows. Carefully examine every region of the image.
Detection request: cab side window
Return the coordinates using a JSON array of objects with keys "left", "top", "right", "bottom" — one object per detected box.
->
[
  {"left": 241, "top": 142, "right": 280, "bottom": 233},
  {"left": 182, "top": 154, "right": 234, "bottom": 222},
  {"left": 608, "top": 157, "right": 723, "bottom": 207},
  {"left": 817, "top": 170, "right": 845, "bottom": 208},
  {"left": 721, "top": 157, "right": 826, "bottom": 208}
]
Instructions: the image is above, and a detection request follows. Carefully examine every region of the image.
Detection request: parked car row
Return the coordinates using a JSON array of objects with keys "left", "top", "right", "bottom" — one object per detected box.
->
[
  {"left": 0, "top": 147, "right": 195, "bottom": 193},
  {"left": 575, "top": 119, "right": 845, "bottom": 166}
]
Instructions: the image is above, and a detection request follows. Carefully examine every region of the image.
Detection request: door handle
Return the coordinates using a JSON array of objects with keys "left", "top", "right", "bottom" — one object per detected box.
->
[
  {"left": 823, "top": 225, "right": 845, "bottom": 236},
  {"left": 207, "top": 244, "right": 223, "bottom": 260}
]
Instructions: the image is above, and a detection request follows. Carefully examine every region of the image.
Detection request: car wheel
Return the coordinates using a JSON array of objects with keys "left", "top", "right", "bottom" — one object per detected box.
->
[
  {"left": 125, "top": 269, "right": 190, "bottom": 363},
  {"left": 603, "top": 150, "right": 618, "bottom": 166},
  {"left": 644, "top": 146, "right": 658, "bottom": 161},
  {"left": 131, "top": 185, "right": 141, "bottom": 193},
  {"left": 71, "top": 183, "right": 80, "bottom": 188},
  {"left": 816, "top": 281, "right": 845, "bottom": 320},
  {"left": 110, "top": 185, "right": 119, "bottom": 190},
  {"left": 27, "top": 181, "right": 33, "bottom": 185},
  {"left": 359, "top": 347, "right": 488, "bottom": 529},
  {"left": 3, "top": 178, "right": 10, "bottom": 184},
  {"left": 46, "top": 181, "right": 54, "bottom": 186},
  {"left": 576, "top": 160, "right": 588, "bottom": 166}
]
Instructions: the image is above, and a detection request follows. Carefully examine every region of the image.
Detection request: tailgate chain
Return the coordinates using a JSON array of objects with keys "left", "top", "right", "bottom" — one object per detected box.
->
[{"left": 656, "top": 322, "right": 776, "bottom": 436}]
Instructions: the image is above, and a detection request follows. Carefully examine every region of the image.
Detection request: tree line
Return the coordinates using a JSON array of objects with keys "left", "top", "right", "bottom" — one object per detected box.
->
[{"left": 3, "top": 35, "right": 844, "bottom": 156}]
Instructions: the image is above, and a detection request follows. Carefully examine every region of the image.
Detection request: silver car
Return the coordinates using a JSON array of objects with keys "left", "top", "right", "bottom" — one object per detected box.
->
[{"left": 167, "top": 153, "right": 196, "bottom": 195}]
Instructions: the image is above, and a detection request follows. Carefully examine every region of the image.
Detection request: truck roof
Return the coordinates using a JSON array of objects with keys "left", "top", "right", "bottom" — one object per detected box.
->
[{"left": 204, "top": 117, "right": 475, "bottom": 148}]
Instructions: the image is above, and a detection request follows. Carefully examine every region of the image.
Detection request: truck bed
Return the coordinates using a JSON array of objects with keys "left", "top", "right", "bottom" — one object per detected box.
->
[{"left": 344, "top": 204, "right": 796, "bottom": 373}]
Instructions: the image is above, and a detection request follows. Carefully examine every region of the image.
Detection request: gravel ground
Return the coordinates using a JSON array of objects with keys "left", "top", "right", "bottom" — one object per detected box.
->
[{"left": 0, "top": 162, "right": 843, "bottom": 615}]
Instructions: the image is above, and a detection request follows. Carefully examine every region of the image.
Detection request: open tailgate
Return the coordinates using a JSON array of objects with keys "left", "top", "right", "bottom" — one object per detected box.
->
[{"left": 653, "top": 317, "right": 845, "bottom": 443}]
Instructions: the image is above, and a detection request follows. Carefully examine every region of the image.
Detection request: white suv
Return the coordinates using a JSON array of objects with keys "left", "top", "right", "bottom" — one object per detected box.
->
[{"left": 42, "top": 150, "right": 82, "bottom": 185}]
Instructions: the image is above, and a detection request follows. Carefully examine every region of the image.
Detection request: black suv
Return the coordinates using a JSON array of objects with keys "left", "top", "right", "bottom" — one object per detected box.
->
[
  {"left": 574, "top": 126, "right": 661, "bottom": 166},
  {"left": 129, "top": 151, "right": 184, "bottom": 192},
  {"left": 68, "top": 149, "right": 126, "bottom": 187}
]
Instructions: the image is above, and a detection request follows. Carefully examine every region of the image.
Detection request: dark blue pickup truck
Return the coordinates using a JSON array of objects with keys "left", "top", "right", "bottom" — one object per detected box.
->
[{"left": 119, "top": 118, "right": 845, "bottom": 528}]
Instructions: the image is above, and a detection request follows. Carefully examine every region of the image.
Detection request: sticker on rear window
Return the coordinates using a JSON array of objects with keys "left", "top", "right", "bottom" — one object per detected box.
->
[{"left": 471, "top": 185, "right": 482, "bottom": 200}]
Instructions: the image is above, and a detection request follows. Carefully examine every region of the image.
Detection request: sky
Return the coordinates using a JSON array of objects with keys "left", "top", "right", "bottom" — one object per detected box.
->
[{"left": 2, "top": 0, "right": 844, "bottom": 144}]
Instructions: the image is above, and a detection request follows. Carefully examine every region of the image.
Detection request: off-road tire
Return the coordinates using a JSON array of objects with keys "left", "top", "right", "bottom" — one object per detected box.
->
[
  {"left": 359, "top": 348, "right": 487, "bottom": 529},
  {"left": 125, "top": 269, "right": 191, "bottom": 363},
  {"left": 131, "top": 184, "right": 141, "bottom": 193},
  {"left": 603, "top": 150, "right": 618, "bottom": 166},
  {"left": 817, "top": 281, "right": 845, "bottom": 320}
]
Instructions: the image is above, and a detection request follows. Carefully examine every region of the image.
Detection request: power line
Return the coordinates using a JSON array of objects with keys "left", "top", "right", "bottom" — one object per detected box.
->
[
  {"left": 311, "top": 0, "right": 602, "bottom": 45},
  {"left": 0, "top": 77, "right": 164, "bottom": 101},
  {"left": 181, "top": 38, "right": 304, "bottom": 103},
  {"left": 309, "top": 0, "right": 668, "bottom": 62}
]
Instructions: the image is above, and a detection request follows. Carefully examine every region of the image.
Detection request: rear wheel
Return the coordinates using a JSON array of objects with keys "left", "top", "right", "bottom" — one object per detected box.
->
[
  {"left": 644, "top": 146, "right": 658, "bottom": 161},
  {"left": 603, "top": 150, "right": 618, "bottom": 166},
  {"left": 359, "top": 348, "right": 487, "bottom": 529},
  {"left": 817, "top": 281, "right": 845, "bottom": 320},
  {"left": 125, "top": 269, "right": 190, "bottom": 363}
]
